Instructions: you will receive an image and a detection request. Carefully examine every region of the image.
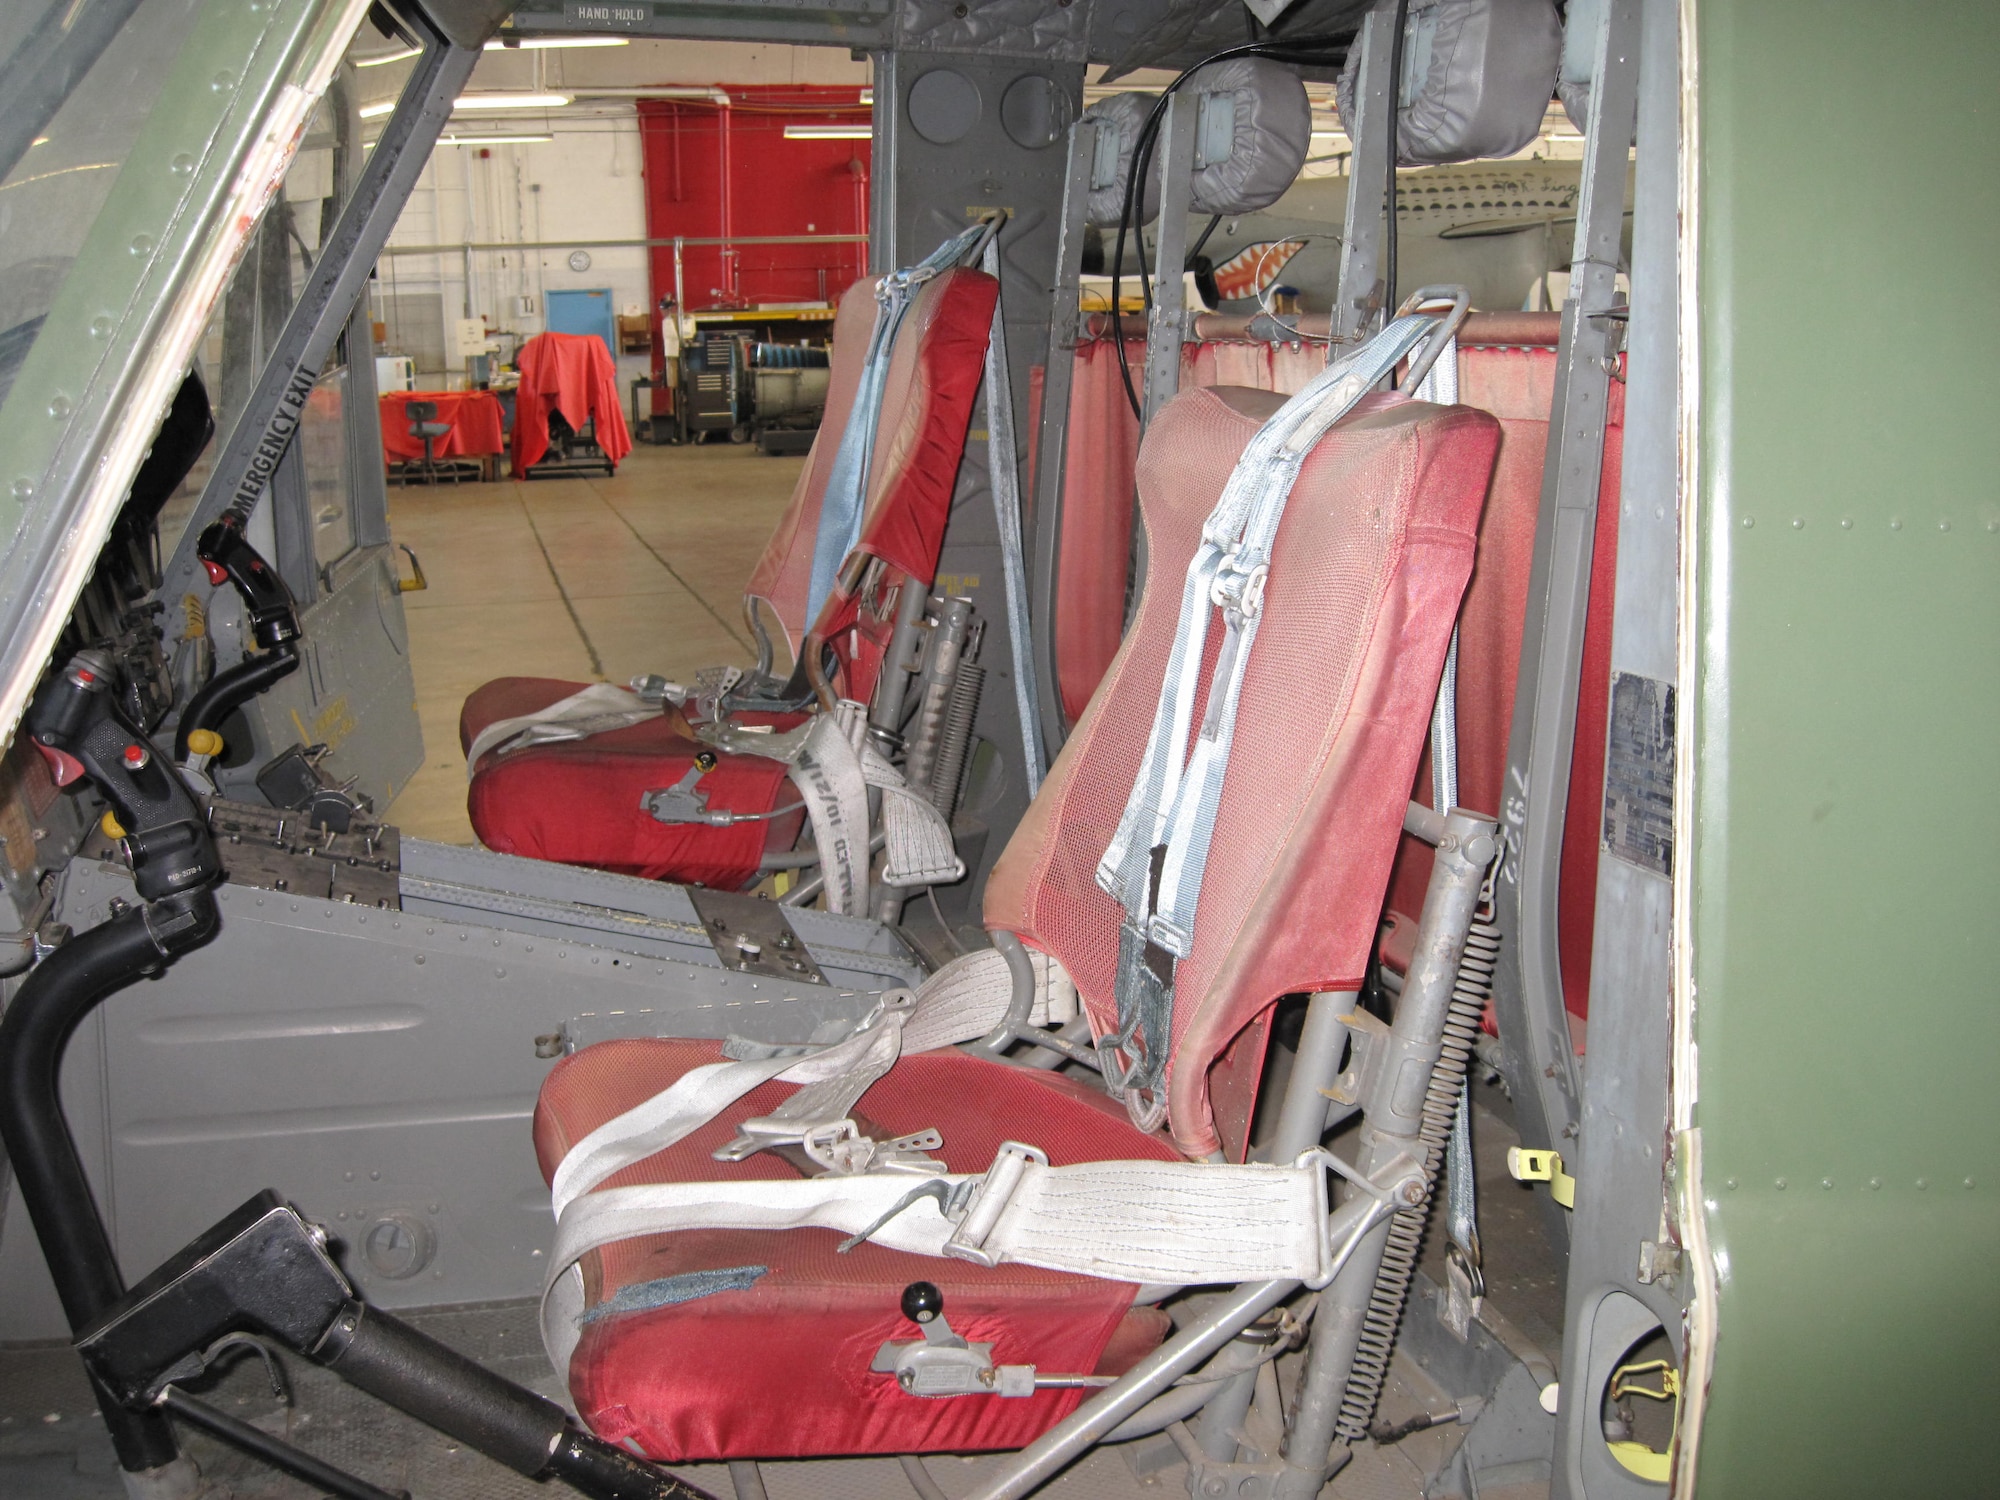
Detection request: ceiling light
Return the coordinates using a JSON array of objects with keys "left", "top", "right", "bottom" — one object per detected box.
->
[
  {"left": 784, "top": 124, "right": 872, "bottom": 140},
  {"left": 355, "top": 45, "right": 420, "bottom": 67},
  {"left": 1550, "top": 131, "right": 1586, "bottom": 142},
  {"left": 364, "top": 90, "right": 573, "bottom": 118},
  {"left": 437, "top": 133, "right": 555, "bottom": 145},
  {"left": 485, "top": 36, "right": 629, "bottom": 50},
  {"left": 860, "top": 87, "right": 873, "bottom": 104},
  {"left": 454, "top": 92, "right": 573, "bottom": 111}
]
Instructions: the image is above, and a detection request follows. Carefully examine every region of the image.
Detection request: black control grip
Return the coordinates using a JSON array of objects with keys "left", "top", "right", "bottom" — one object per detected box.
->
[
  {"left": 196, "top": 515, "right": 299, "bottom": 651},
  {"left": 27, "top": 651, "right": 221, "bottom": 901}
]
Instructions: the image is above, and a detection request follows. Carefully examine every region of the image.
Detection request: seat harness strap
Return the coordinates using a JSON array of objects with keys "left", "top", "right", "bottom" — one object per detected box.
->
[
  {"left": 462, "top": 681, "right": 666, "bottom": 772},
  {"left": 698, "top": 700, "right": 964, "bottom": 915},
  {"left": 1092, "top": 313, "right": 1448, "bottom": 1127},
  {"left": 805, "top": 220, "right": 995, "bottom": 627}
]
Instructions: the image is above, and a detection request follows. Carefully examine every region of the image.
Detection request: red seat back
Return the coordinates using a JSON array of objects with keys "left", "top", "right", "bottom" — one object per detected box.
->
[
  {"left": 988, "top": 383, "right": 1500, "bottom": 1158},
  {"left": 743, "top": 268, "right": 997, "bottom": 702}
]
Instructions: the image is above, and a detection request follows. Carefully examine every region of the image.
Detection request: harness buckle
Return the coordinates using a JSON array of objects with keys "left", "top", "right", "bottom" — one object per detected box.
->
[
  {"left": 1209, "top": 557, "right": 1269, "bottom": 620},
  {"left": 942, "top": 1141, "right": 1048, "bottom": 1268}
]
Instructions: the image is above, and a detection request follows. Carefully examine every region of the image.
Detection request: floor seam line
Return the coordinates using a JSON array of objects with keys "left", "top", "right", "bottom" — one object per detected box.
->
[
  {"left": 590, "top": 479, "right": 756, "bottom": 654},
  {"left": 518, "top": 492, "right": 607, "bottom": 680}
]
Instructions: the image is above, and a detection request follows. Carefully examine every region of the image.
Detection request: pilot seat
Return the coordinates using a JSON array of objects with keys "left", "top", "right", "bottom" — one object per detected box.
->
[{"left": 461, "top": 245, "right": 1000, "bottom": 889}]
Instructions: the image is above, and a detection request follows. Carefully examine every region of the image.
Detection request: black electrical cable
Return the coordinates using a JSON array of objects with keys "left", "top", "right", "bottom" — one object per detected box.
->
[{"left": 1107, "top": 37, "right": 1355, "bottom": 419}]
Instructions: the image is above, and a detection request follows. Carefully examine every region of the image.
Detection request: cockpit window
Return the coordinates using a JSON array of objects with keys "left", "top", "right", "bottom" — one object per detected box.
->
[{"left": 0, "top": 0, "right": 205, "bottom": 417}]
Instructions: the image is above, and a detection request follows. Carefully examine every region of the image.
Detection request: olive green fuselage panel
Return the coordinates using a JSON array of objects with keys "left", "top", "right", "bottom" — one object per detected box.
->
[{"left": 1691, "top": 1, "right": 2000, "bottom": 1493}]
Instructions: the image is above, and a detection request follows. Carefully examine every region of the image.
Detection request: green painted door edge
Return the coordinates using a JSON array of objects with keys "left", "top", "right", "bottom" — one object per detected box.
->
[{"left": 1684, "top": 1, "right": 2000, "bottom": 1494}]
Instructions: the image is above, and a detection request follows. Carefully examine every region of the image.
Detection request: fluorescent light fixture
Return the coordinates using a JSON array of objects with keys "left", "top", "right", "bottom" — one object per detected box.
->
[
  {"left": 860, "top": 87, "right": 874, "bottom": 104},
  {"left": 455, "top": 92, "right": 572, "bottom": 111},
  {"left": 1550, "top": 131, "right": 1586, "bottom": 142},
  {"left": 355, "top": 45, "right": 420, "bottom": 67},
  {"left": 485, "top": 35, "right": 629, "bottom": 49},
  {"left": 784, "top": 124, "right": 872, "bottom": 140},
  {"left": 364, "top": 91, "right": 572, "bottom": 118},
  {"left": 438, "top": 133, "right": 555, "bottom": 145}
]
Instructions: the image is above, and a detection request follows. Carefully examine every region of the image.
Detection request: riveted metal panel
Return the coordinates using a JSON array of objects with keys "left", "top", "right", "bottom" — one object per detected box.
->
[{"left": 1687, "top": 1, "right": 2000, "bottom": 1492}]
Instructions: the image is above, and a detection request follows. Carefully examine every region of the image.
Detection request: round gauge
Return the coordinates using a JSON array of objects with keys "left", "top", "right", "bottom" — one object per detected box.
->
[{"left": 567, "top": 249, "right": 592, "bottom": 273}]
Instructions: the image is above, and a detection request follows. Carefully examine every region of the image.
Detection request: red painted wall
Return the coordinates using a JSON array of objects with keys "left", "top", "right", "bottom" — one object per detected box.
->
[{"left": 638, "top": 89, "right": 871, "bottom": 315}]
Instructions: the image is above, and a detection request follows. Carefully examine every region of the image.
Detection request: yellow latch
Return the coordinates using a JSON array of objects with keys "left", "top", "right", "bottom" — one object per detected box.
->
[
  {"left": 184, "top": 729, "right": 224, "bottom": 759},
  {"left": 1606, "top": 1358, "right": 1682, "bottom": 1483},
  {"left": 99, "top": 810, "right": 126, "bottom": 840},
  {"left": 396, "top": 543, "right": 428, "bottom": 593},
  {"left": 1507, "top": 1146, "right": 1577, "bottom": 1208}
]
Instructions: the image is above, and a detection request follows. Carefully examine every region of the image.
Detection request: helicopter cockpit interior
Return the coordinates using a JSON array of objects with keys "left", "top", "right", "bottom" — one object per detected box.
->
[{"left": 0, "top": 1, "right": 1990, "bottom": 1498}]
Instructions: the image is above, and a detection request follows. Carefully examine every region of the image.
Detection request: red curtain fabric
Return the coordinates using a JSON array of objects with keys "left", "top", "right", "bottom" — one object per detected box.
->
[{"left": 512, "top": 332, "right": 634, "bottom": 473}]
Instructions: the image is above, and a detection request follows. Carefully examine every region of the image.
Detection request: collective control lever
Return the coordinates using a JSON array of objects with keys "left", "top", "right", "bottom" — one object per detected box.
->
[{"left": 173, "top": 513, "right": 303, "bottom": 761}]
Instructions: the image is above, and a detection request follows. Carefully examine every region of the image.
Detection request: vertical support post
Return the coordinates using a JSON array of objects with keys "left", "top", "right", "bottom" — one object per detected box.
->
[
  {"left": 1139, "top": 92, "right": 1197, "bottom": 431},
  {"left": 1274, "top": 810, "right": 1497, "bottom": 1498},
  {"left": 1487, "top": 0, "right": 1642, "bottom": 1250},
  {"left": 1331, "top": 0, "right": 1401, "bottom": 347},
  {"left": 1549, "top": 0, "right": 1683, "bottom": 1494},
  {"left": 1195, "top": 989, "right": 1357, "bottom": 1463},
  {"left": 1027, "top": 118, "right": 1098, "bottom": 757}
]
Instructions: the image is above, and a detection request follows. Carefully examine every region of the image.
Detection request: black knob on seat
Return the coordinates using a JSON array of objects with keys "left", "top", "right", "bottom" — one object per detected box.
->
[{"left": 901, "top": 1281, "right": 943, "bottom": 1324}]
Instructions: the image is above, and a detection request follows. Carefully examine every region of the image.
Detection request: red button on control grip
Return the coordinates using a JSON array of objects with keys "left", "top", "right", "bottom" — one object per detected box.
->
[{"left": 202, "top": 560, "right": 230, "bottom": 586}]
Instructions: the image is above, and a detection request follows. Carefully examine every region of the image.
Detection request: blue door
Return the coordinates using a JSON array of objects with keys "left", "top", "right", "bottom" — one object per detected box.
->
[{"left": 545, "top": 288, "right": 616, "bottom": 359}]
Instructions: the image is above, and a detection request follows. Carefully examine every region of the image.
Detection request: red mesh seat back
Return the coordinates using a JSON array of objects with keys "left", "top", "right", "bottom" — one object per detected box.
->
[
  {"left": 987, "top": 385, "right": 1501, "bottom": 1157},
  {"left": 745, "top": 267, "right": 998, "bottom": 687},
  {"left": 1051, "top": 336, "right": 1332, "bottom": 724},
  {"left": 743, "top": 278, "right": 877, "bottom": 656},
  {"left": 806, "top": 266, "right": 998, "bottom": 705},
  {"left": 532, "top": 1039, "right": 1180, "bottom": 1460},
  {"left": 1380, "top": 327, "right": 1624, "bottom": 1027}
]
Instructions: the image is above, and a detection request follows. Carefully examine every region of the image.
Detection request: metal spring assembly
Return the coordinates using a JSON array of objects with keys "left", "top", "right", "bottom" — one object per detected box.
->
[
  {"left": 929, "top": 654, "right": 984, "bottom": 822},
  {"left": 1333, "top": 912, "right": 1501, "bottom": 1443}
]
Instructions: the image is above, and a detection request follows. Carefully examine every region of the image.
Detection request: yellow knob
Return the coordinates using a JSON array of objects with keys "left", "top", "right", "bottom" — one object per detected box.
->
[
  {"left": 100, "top": 810, "right": 126, "bottom": 840},
  {"left": 185, "top": 729, "right": 224, "bottom": 758}
]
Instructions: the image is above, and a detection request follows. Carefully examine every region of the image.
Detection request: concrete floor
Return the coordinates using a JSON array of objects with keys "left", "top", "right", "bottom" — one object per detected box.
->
[{"left": 382, "top": 440, "right": 801, "bottom": 846}]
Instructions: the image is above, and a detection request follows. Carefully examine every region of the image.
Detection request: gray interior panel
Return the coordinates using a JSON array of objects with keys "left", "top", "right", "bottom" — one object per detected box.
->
[{"left": 0, "top": 846, "right": 915, "bottom": 1340}]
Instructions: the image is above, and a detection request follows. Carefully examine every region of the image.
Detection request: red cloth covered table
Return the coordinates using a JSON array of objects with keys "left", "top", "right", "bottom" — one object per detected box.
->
[
  {"left": 380, "top": 390, "right": 507, "bottom": 466},
  {"left": 511, "top": 332, "right": 633, "bottom": 474}
]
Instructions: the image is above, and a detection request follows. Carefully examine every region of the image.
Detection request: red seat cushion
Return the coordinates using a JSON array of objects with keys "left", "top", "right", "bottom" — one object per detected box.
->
[
  {"left": 533, "top": 1040, "right": 1180, "bottom": 1460},
  {"left": 461, "top": 677, "right": 802, "bottom": 886}
]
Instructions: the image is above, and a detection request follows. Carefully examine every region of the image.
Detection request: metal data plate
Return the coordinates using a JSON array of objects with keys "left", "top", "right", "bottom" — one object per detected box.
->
[{"left": 686, "top": 886, "right": 826, "bottom": 985}]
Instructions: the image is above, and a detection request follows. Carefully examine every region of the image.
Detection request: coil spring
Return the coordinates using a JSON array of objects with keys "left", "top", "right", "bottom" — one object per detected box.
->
[
  {"left": 929, "top": 660, "right": 984, "bottom": 822},
  {"left": 1333, "top": 912, "right": 1501, "bottom": 1444}
]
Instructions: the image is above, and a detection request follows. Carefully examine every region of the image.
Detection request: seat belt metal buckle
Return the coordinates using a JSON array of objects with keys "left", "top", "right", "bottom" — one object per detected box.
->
[
  {"left": 943, "top": 1141, "right": 1048, "bottom": 1268},
  {"left": 1208, "top": 556, "right": 1269, "bottom": 620}
]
